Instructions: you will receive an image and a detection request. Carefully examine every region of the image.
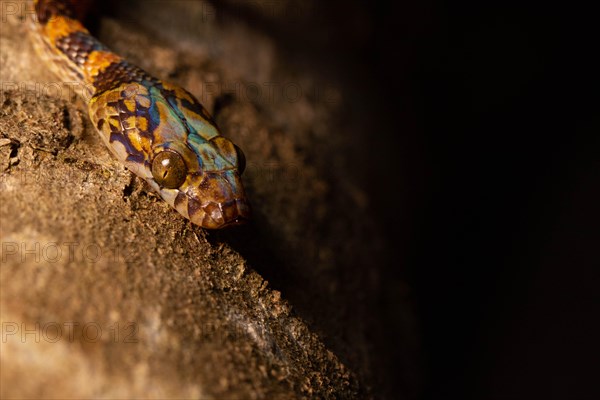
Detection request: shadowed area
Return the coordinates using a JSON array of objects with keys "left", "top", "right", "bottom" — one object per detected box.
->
[{"left": 1, "top": 0, "right": 418, "bottom": 398}]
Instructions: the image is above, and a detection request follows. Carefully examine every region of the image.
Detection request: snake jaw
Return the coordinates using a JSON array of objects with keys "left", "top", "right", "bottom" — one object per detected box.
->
[
  {"left": 197, "top": 199, "right": 251, "bottom": 229},
  {"left": 166, "top": 170, "right": 250, "bottom": 229},
  {"left": 192, "top": 173, "right": 251, "bottom": 229}
]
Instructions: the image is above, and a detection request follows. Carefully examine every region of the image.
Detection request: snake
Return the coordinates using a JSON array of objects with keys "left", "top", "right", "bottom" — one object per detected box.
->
[{"left": 28, "top": 0, "right": 250, "bottom": 229}]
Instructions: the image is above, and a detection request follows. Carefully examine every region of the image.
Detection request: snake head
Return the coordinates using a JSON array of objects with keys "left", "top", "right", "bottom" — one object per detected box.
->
[
  {"left": 150, "top": 136, "right": 251, "bottom": 229},
  {"left": 89, "top": 82, "right": 250, "bottom": 229}
]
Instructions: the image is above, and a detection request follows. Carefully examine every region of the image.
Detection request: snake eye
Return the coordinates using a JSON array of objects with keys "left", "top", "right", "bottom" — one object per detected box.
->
[
  {"left": 234, "top": 144, "right": 246, "bottom": 174},
  {"left": 151, "top": 150, "right": 188, "bottom": 189}
]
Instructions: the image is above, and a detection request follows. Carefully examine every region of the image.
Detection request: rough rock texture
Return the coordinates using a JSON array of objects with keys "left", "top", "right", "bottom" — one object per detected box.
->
[{"left": 1, "top": 1, "right": 417, "bottom": 398}]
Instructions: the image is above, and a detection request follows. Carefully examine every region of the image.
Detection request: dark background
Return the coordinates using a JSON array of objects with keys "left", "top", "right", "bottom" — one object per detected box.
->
[
  {"left": 371, "top": 1, "right": 599, "bottom": 399},
  {"left": 207, "top": 0, "right": 600, "bottom": 398},
  {"left": 103, "top": 1, "right": 598, "bottom": 398}
]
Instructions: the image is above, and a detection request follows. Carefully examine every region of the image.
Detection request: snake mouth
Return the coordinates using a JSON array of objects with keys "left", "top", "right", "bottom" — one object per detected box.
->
[
  {"left": 176, "top": 170, "right": 250, "bottom": 229},
  {"left": 198, "top": 198, "right": 251, "bottom": 229}
]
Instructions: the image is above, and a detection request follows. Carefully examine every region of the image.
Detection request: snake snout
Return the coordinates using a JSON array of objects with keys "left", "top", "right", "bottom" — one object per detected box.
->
[
  {"left": 182, "top": 170, "right": 250, "bottom": 229},
  {"left": 199, "top": 199, "right": 251, "bottom": 229}
]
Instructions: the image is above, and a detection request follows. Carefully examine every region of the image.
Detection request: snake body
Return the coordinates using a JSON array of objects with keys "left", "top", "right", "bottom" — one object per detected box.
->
[{"left": 29, "top": 0, "right": 250, "bottom": 229}]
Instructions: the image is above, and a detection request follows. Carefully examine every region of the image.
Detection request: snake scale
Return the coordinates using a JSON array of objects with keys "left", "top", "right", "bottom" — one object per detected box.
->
[{"left": 28, "top": 0, "right": 250, "bottom": 229}]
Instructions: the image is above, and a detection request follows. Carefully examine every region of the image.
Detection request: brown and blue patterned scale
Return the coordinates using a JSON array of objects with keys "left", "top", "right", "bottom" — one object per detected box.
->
[{"left": 29, "top": 0, "right": 250, "bottom": 228}]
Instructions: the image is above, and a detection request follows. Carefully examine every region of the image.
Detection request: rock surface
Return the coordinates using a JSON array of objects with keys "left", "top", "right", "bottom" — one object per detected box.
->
[{"left": 0, "top": 1, "right": 416, "bottom": 398}]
